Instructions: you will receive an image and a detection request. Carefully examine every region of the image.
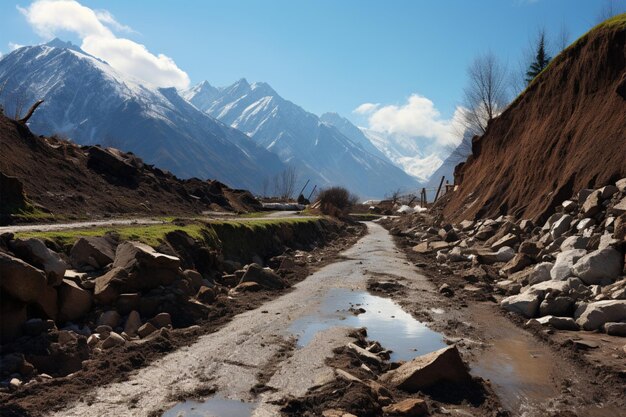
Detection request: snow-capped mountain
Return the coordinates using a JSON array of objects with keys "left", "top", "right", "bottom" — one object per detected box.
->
[
  {"left": 0, "top": 39, "right": 285, "bottom": 192},
  {"left": 184, "top": 80, "right": 418, "bottom": 198},
  {"left": 360, "top": 128, "right": 443, "bottom": 182}
]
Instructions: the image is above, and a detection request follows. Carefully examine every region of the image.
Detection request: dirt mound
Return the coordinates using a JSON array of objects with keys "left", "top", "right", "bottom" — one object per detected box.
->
[
  {"left": 0, "top": 114, "right": 261, "bottom": 224},
  {"left": 444, "top": 16, "right": 626, "bottom": 224}
]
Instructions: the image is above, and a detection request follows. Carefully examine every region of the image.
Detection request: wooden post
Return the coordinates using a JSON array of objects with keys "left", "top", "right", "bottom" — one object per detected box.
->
[
  {"left": 307, "top": 185, "right": 317, "bottom": 201},
  {"left": 434, "top": 176, "right": 445, "bottom": 202},
  {"left": 298, "top": 179, "right": 310, "bottom": 197},
  {"left": 421, "top": 187, "right": 426, "bottom": 207}
]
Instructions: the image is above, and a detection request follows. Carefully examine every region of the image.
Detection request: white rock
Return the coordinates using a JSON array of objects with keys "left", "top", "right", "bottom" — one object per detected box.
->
[
  {"left": 102, "top": 332, "right": 126, "bottom": 349},
  {"left": 501, "top": 292, "right": 541, "bottom": 318},
  {"left": 561, "top": 200, "right": 577, "bottom": 212},
  {"left": 576, "top": 218, "right": 595, "bottom": 231},
  {"left": 495, "top": 246, "right": 516, "bottom": 262},
  {"left": 528, "top": 262, "right": 553, "bottom": 285},
  {"left": 560, "top": 236, "right": 589, "bottom": 251},
  {"left": 575, "top": 300, "right": 626, "bottom": 330},
  {"left": 534, "top": 315, "right": 579, "bottom": 331},
  {"left": 550, "top": 249, "right": 587, "bottom": 281},
  {"left": 615, "top": 178, "right": 626, "bottom": 193},
  {"left": 598, "top": 234, "right": 619, "bottom": 250},
  {"left": 571, "top": 248, "right": 622, "bottom": 285},
  {"left": 550, "top": 214, "right": 573, "bottom": 240}
]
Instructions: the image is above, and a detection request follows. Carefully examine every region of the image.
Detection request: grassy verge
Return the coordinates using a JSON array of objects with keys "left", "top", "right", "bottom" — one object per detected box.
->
[{"left": 13, "top": 217, "right": 322, "bottom": 249}]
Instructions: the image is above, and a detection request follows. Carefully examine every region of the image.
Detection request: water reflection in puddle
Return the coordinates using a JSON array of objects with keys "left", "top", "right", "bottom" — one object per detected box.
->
[
  {"left": 162, "top": 394, "right": 255, "bottom": 417},
  {"left": 289, "top": 288, "right": 446, "bottom": 361}
]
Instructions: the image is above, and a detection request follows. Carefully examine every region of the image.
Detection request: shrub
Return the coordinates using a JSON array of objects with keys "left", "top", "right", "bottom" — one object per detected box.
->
[{"left": 317, "top": 187, "right": 359, "bottom": 217}]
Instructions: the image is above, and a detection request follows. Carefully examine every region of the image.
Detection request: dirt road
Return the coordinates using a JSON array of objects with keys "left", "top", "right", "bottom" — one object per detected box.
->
[{"left": 44, "top": 222, "right": 625, "bottom": 417}]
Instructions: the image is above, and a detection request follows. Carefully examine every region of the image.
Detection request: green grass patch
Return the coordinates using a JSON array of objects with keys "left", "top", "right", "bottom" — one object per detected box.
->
[{"left": 11, "top": 206, "right": 58, "bottom": 222}]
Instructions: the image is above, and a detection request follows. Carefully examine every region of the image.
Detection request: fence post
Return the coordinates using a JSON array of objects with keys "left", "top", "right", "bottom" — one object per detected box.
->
[{"left": 434, "top": 176, "right": 445, "bottom": 202}]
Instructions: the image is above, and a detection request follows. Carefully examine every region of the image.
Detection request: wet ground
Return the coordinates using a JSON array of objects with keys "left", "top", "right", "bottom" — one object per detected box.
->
[{"left": 38, "top": 222, "right": 626, "bottom": 417}]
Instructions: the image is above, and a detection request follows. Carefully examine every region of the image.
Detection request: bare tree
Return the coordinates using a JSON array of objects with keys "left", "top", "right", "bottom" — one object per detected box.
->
[
  {"left": 556, "top": 23, "right": 571, "bottom": 53},
  {"left": 460, "top": 52, "right": 510, "bottom": 137},
  {"left": 597, "top": 0, "right": 626, "bottom": 23},
  {"left": 261, "top": 176, "right": 270, "bottom": 198},
  {"left": 273, "top": 166, "right": 298, "bottom": 200}
]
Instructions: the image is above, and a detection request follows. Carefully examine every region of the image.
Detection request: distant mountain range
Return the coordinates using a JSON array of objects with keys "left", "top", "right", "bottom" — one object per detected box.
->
[
  {"left": 0, "top": 39, "right": 285, "bottom": 193},
  {"left": 0, "top": 39, "right": 427, "bottom": 198},
  {"left": 183, "top": 79, "right": 418, "bottom": 198}
]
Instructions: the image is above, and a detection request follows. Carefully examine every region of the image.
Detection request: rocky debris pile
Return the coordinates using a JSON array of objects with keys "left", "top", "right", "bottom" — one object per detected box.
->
[
  {"left": 387, "top": 178, "right": 626, "bottom": 337},
  {"left": 282, "top": 332, "right": 491, "bottom": 417},
  {"left": 0, "top": 229, "right": 311, "bottom": 392}
]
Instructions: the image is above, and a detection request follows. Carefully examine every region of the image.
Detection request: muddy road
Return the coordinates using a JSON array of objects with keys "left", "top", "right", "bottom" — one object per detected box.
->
[{"left": 45, "top": 223, "right": 625, "bottom": 417}]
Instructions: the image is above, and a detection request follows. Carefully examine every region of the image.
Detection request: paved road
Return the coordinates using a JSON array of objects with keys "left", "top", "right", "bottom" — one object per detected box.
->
[
  {"left": 0, "top": 211, "right": 312, "bottom": 234},
  {"left": 47, "top": 222, "right": 432, "bottom": 417}
]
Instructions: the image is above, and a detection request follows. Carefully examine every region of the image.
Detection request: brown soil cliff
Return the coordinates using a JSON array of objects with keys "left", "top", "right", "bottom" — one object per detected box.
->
[{"left": 444, "top": 16, "right": 626, "bottom": 223}]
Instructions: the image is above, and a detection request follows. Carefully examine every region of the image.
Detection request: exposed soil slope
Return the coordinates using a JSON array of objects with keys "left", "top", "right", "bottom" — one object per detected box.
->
[
  {"left": 445, "top": 16, "right": 626, "bottom": 223},
  {"left": 0, "top": 114, "right": 261, "bottom": 224}
]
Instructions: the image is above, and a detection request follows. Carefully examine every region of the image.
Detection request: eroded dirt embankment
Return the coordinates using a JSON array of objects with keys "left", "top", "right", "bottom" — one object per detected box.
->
[{"left": 0, "top": 217, "right": 364, "bottom": 416}]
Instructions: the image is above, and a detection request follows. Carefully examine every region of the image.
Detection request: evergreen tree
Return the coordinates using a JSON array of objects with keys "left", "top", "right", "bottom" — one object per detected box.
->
[{"left": 526, "top": 32, "right": 551, "bottom": 84}]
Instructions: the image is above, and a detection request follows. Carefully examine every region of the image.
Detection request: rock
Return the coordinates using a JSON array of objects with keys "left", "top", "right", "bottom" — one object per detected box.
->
[
  {"left": 581, "top": 190, "right": 602, "bottom": 218},
  {"left": 57, "top": 329, "right": 78, "bottom": 345},
  {"left": 578, "top": 188, "right": 594, "bottom": 204},
  {"left": 599, "top": 185, "right": 619, "bottom": 199},
  {"left": 501, "top": 292, "right": 541, "bottom": 318},
  {"left": 116, "top": 293, "right": 141, "bottom": 315},
  {"left": 501, "top": 253, "right": 534, "bottom": 275},
  {"left": 335, "top": 368, "right": 363, "bottom": 383},
  {"left": 439, "top": 283, "right": 454, "bottom": 297},
  {"left": 36, "top": 284, "right": 58, "bottom": 320},
  {"left": 197, "top": 285, "right": 217, "bottom": 302},
  {"left": 533, "top": 316, "right": 579, "bottom": 330},
  {"left": 137, "top": 322, "right": 157, "bottom": 338},
  {"left": 447, "top": 246, "right": 466, "bottom": 262},
  {"left": 560, "top": 236, "right": 589, "bottom": 251},
  {"left": 519, "top": 241, "right": 540, "bottom": 257},
  {"left": 614, "top": 214, "right": 626, "bottom": 240},
  {"left": 613, "top": 196, "right": 626, "bottom": 215},
  {"left": 9, "top": 377, "right": 22, "bottom": 390},
  {"left": 571, "top": 248, "right": 622, "bottom": 285},
  {"left": 491, "top": 233, "right": 519, "bottom": 251},
  {"left": 604, "top": 322, "right": 626, "bottom": 336},
  {"left": 87, "top": 334, "right": 101, "bottom": 347},
  {"left": 94, "top": 267, "right": 126, "bottom": 305},
  {"left": 382, "top": 399, "right": 429, "bottom": 417},
  {"left": 101, "top": 332, "right": 126, "bottom": 349},
  {"left": 183, "top": 269, "right": 203, "bottom": 290},
  {"left": 459, "top": 220, "right": 474, "bottom": 231},
  {"left": 70, "top": 236, "right": 115, "bottom": 270},
  {"left": 232, "top": 281, "right": 262, "bottom": 292},
  {"left": 576, "top": 218, "right": 595, "bottom": 231},
  {"left": 550, "top": 215, "right": 572, "bottom": 240},
  {"left": 149, "top": 312, "right": 172, "bottom": 329},
  {"left": 412, "top": 242, "right": 431, "bottom": 254},
  {"left": 575, "top": 300, "right": 626, "bottom": 330},
  {"left": 10, "top": 238, "right": 67, "bottom": 285},
  {"left": 562, "top": 200, "right": 577, "bottom": 212},
  {"left": 347, "top": 342, "right": 382, "bottom": 365},
  {"left": 550, "top": 249, "right": 587, "bottom": 280},
  {"left": 123, "top": 310, "right": 142, "bottom": 335},
  {"left": 0, "top": 251, "right": 47, "bottom": 302},
  {"left": 495, "top": 246, "right": 516, "bottom": 262},
  {"left": 475, "top": 250, "right": 500, "bottom": 265},
  {"left": 239, "top": 264, "right": 288, "bottom": 289},
  {"left": 98, "top": 310, "right": 121, "bottom": 328},
  {"left": 616, "top": 178, "right": 626, "bottom": 193},
  {"left": 57, "top": 279, "right": 92, "bottom": 322},
  {"left": 539, "top": 296, "right": 574, "bottom": 316},
  {"left": 519, "top": 219, "right": 534, "bottom": 232},
  {"left": 380, "top": 345, "right": 470, "bottom": 392},
  {"left": 526, "top": 262, "right": 553, "bottom": 285}
]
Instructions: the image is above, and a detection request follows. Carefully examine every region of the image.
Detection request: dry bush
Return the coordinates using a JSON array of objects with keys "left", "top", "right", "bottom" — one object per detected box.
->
[{"left": 317, "top": 187, "right": 359, "bottom": 217}]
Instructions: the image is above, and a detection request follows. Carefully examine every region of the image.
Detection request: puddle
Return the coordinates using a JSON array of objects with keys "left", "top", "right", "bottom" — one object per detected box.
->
[
  {"left": 289, "top": 288, "right": 446, "bottom": 361},
  {"left": 162, "top": 394, "right": 255, "bottom": 417}
]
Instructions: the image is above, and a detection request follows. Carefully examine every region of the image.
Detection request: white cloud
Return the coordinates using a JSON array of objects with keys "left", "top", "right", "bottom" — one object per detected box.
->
[
  {"left": 357, "top": 94, "right": 463, "bottom": 148},
  {"left": 18, "top": 0, "right": 189, "bottom": 89},
  {"left": 8, "top": 42, "right": 24, "bottom": 51},
  {"left": 353, "top": 102, "right": 379, "bottom": 115}
]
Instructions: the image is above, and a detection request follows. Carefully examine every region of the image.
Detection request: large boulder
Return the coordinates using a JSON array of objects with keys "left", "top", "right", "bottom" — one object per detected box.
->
[
  {"left": 581, "top": 190, "right": 602, "bottom": 218},
  {"left": 575, "top": 300, "right": 626, "bottom": 330},
  {"left": 58, "top": 279, "right": 93, "bottom": 322},
  {"left": 94, "top": 241, "right": 181, "bottom": 304},
  {"left": 550, "top": 215, "right": 572, "bottom": 240},
  {"left": 571, "top": 248, "right": 622, "bottom": 285},
  {"left": 501, "top": 292, "right": 541, "bottom": 318},
  {"left": 10, "top": 239, "right": 67, "bottom": 286},
  {"left": 534, "top": 316, "right": 579, "bottom": 331},
  {"left": 539, "top": 296, "right": 574, "bottom": 317},
  {"left": 239, "top": 264, "right": 288, "bottom": 289},
  {"left": 0, "top": 251, "right": 47, "bottom": 302},
  {"left": 70, "top": 236, "right": 116, "bottom": 270},
  {"left": 380, "top": 345, "right": 471, "bottom": 392},
  {"left": 550, "top": 249, "right": 587, "bottom": 280}
]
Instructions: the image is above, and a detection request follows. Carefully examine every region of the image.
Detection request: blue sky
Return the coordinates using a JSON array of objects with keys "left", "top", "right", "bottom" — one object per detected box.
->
[{"left": 0, "top": 0, "right": 619, "bottom": 124}]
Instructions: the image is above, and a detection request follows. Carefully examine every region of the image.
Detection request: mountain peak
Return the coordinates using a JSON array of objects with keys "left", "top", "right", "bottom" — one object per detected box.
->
[
  {"left": 45, "top": 38, "right": 81, "bottom": 52},
  {"left": 250, "top": 81, "right": 276, "bottom": 96}
]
